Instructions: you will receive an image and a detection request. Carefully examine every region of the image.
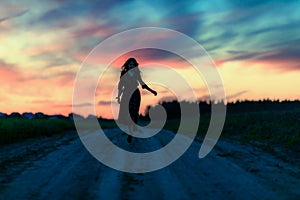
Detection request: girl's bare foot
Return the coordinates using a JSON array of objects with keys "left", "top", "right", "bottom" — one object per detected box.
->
[{"left": 127, "top": 135, "right": 132, "bottom": 143}]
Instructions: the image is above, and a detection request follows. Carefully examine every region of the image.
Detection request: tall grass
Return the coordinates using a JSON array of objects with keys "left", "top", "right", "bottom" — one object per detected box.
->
[
  {"left": 222, "top": 110, "right": 300, "bottom": 148},
  {"left": 161, "top": 110, "right": 300, "bottom": 149},
  {"left": 0, "top": 118, "right": 75, "bottom": 145},
  {"left": 1, "top": 110, "right": 299, "bottom": 149},
  {"left": 0, "top": 118, "right": 118, "bottom": 145}
]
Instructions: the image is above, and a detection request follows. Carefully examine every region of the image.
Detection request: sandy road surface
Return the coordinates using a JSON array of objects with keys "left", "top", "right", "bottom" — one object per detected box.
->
[{"left": 1, "top": 129, "right": 299, "bottom": 199}]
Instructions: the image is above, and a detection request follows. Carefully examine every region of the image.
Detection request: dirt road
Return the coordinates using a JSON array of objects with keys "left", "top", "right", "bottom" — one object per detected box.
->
[{"left": 1, "top": 129, "right": 299, "bottom": 199}]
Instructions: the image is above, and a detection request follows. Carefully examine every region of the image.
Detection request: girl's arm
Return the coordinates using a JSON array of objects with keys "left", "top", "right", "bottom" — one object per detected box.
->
[
  {"left": 142, "top": 84, "right": 157, "bottom": 96},
  {"left": 116, "top": 78, "right": 124, "bottom": 103},
  {"left": 137, "top": 73, "right": 157, "bottom": 96}
]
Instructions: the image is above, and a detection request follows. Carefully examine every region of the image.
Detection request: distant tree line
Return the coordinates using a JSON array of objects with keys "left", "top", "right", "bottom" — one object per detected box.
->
[
  {"left": 141, "top": 99, "right": 300, "bottom": 120},
  {"left": 1, "top": 99, "right": 299, "bottom": 121},
  {"left": 0, "top": 112, "right": 86, "bottom": 120}
]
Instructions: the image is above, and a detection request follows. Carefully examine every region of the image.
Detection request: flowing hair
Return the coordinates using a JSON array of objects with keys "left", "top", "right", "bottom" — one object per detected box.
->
[{"left": 120, "top": 57, "right": 140, "bottom": 77}]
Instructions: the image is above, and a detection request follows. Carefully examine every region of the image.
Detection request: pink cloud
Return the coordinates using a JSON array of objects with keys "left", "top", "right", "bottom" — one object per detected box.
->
[
  {"left": 216, "top": 47, "right": 300, "bottom": 72},
  {"left": 0, "top": 60, "right": 21, "bottom": 82},
  {"left": 243, "top": 59, "right": 300, "bottom": 73},
  {"left": 0, "top": 61, "right": 76, "bottom": 115},
  {"left": 71, "top": 21, "right": 114, "bottom": 38}
]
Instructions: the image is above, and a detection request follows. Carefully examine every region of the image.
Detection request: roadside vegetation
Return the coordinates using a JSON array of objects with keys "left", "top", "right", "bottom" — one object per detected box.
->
[
  {"left": 1, "top": 100, "right": 299, "bottom": 151},
  {"left": 0, "top": 118, "right": 75, "bottom": 145},
  {"left": 160, "top": 110, "right": 300, "bottom": 150},
  {"left": 221, "top": 110, "right": 300, "bottom": 148},
  {"left": 0, "top": 117, "right": 118, "bottom": 145},
  {"left": 146, "top": 100, "right": 300, "bottom": 151}
]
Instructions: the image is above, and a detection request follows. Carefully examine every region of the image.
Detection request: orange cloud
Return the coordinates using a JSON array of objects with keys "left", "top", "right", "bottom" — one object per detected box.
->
[
  {"left": 0, "top": 67, "right": 20, "bottom": 83},
  {"left": 25, "top": 43, "right": 66, "bottom": 56}
]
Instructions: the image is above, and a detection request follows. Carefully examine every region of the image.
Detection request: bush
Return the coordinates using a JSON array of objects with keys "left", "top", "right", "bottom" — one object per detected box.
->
[{"left": 0, "top": 118, "right": 75, "bottom": 145}]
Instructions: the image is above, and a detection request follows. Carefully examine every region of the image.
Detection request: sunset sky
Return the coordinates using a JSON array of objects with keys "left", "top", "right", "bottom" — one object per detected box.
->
[{"left": 1, "top": 0, "right": 299, "bottom": 118}]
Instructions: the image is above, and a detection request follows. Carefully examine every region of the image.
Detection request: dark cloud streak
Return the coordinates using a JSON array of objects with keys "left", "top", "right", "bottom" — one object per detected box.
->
[
  {"left": 226, "top": 90, "right": 248, "bottom": 100},
  {"left": 98, "top": 100, "right": 116, "bottom": 106},
  {"left": 0, "top": 9, "right": 28, "bottom": 23}
]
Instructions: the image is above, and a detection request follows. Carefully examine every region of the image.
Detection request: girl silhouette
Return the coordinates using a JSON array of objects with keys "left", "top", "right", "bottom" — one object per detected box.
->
[{"left": 116, "top": 58, "right": 157, "bottom": 143}]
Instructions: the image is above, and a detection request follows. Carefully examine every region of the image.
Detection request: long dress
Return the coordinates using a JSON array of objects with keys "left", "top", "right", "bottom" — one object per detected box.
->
[{"left": 117, "top": 69, "right": 146, "bottom": 126}]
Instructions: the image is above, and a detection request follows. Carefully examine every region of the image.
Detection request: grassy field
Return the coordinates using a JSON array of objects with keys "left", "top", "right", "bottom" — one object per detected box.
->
[
  {"left": 0, "top": 118, "right": 121, "bottom": 145},
  {"left": 161, "top": 110, "right": 300, "bottom": 150},
  {"left": 221, "top": 110, "right": 300, "bottom": 148},
  {"left": 0, "top": 118, "right": 75, "bottom": 145},
  {"left": 1, "top": 110, "right": 299, "bottom": 151}
]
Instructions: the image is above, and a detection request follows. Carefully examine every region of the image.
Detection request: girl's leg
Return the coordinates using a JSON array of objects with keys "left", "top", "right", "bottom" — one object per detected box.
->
[
  {"left": 127, "top": 89, "right": 141, "bottom": 143},
  {"left": 127, "top": 124, "right": 133, "bottom": 143}
]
